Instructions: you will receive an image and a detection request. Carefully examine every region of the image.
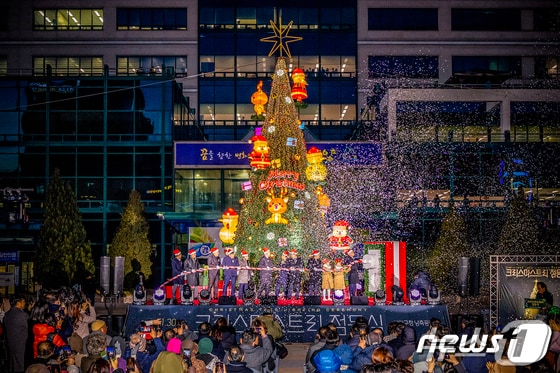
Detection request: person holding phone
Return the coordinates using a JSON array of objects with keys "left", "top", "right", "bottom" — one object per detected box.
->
[{"left": 239, "top": 324, "right": 273, "bottom": 372}]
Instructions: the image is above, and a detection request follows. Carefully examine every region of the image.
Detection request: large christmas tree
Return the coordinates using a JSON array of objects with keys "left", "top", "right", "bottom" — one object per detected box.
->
[{"left": 234, "top": 57, "right": 329, "bottom": 261}]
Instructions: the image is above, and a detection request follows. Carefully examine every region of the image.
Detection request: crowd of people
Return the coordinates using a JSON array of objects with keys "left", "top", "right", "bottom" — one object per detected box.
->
[{"left": 2, "top": 287, "right": 560, "bottom": 373}]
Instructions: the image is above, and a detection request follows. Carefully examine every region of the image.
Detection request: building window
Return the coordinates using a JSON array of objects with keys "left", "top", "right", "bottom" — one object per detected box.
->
[
  {"left": 33, "top": 9, "right": 104, "bottom": 31},
  {"left": 117, "top": 8, "right": 187, "bottom": 30},
  {"left": 452, "top": 8, "right": 521, "bottom": 31},
  {"left": 117, "top": 56, "right": 187, "bottom": 76},
  {"left": 534, "top": 8, "right": 560, "bottom": 31},
  {"left": 33, "top": 57, "right": 104, "bottom": 76},
  {"left": 452, "top": 56, "right": 522, "bottom": 76},
  {"left": 368, "top": 8, "right": 438, "bottom": 31},
  {"left": 0, "top": 57, "right": 6, "bottom": 76},
  {"left": 368, "top": 56, "right": 439, "bottom": 79}
]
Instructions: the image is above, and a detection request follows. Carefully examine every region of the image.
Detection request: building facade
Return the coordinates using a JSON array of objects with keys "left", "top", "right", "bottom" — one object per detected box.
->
[{"left": 0, "top": 0, "right": 558, "bottom": 286}]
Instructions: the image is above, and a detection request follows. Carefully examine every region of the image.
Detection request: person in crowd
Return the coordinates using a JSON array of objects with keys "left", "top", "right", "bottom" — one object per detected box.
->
[
  {"left": 182, "top": 339, "right": 207, "bottom": 373},
  {"left": 254, "top": 309, "right": 284, "bottom": 342},
  {"left": 32, "top": 312, "right": 66, "bottom": 358},
  {"left": 306, "top": 326, "right": 330, "bottom": 373},
  {"left": 225, "top": 345, "right": 254, "bottom": 373},
  {"left": 306, "top": 250, "right": 322, "bottom": 297},
  {"left": 171, "top": 248, "right": 185, "bottom": 304},
  {"left": 313, "top": 349, "right": 342, "bottom": 373},
  {"left": 275, "top": 251, "right": 290, "bottom": 298},
  {"left": 221, "top": 248, "right": 239, "bottom": 297},
  {"left": 196, "top": 337, "right": 221, "bottom": 372},
  {"left": 197, "top": 321, "right": 212, "bottom": 342},
  {"left": 127, "top": 332, "right": 158, "bottom": 373},
  {"left": 184, "top": 249, "right": 200, "bottom": 300},
  {"left": 167, "top": 337, "right": 183, "bottom": 355},
  {"left": 212, "top": 316, "right": 237, "bottom": 352},
  {"left": 257, "top": 248, "right": 274, "bottom": 299},
  {"left": 239, "top": 328, "right": 274, "bottom": 373},
  {"left": 343, "top": 249, "right": 362, "bottom": 297},
  {"left": 72, "top": 261, "right": 97, "bottom": 305},
  {"left": 309, "top": 329, "right": 341, "bottom": 371},
  {"left": 386, "top": 322, "right": 406, "bottom": 353},
  {"left": 81, "top": 333, "right": 109, "bottom": 372},
  {"left": 287, "top": 248, "right": 303, "bottom": 300},
  {"left": 149, "top": 351, "right": 188, "bottom": 373},
  {"left": 86, "top": 357, "right": 124, "bottom": 373},
  {"left": 350, "top": 330, "right": 392, "bottom": 372},
  {"left": 64, "top": 298, "right": 97, "bottom": 340},
  {"left": 237, "top": 250, "right": 251, "bottom": 301},
  {"left": 82, "top": 319, "right": 112, "bottom": 354},
  {"left": 207, "top": 247, "right": 221, "bottom": 301},
  {"left": 4, "top": 294, "right": 28, "bottom": 373},
  {"left": 395, "top": 325, "right": 417, "bottom": 361},
  {"left": 29, "top": 340, "right": 80, "bottom": 373}
]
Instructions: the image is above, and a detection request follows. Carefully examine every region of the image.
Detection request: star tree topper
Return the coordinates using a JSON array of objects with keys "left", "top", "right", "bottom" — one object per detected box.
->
[{"left": 260, "top": 19, "right": 302, "bottom": 58}]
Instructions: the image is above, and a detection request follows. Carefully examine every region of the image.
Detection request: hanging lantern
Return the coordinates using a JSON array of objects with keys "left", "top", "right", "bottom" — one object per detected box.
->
[
  {"left": 219, "top": 208, "right": 239, "bottom": 244},
  {"left": 248, "top": 135, "right": 271, "bottom": 169},
  {"left": 291, "top": 68, "right": 308, "bottom": 108},
  {"left": 250, "top": 81, "right": 268, "bottom": 120},
  {"left": 306, "top": 146, "right": 327, "bottom": 182}
]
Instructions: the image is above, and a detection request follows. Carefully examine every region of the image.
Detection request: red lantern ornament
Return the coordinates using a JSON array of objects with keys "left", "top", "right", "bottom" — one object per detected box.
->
[{"left": 291, "top": 68, "right": 308, "bottom": 106}]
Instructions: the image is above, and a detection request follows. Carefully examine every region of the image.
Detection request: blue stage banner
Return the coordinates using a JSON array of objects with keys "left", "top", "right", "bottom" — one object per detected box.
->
[
  {"left": 175, "top": 142, "right": 383, "bottom": 168},
  {"left": 124, "top": 304, "right": 448, "bottom": 343}
]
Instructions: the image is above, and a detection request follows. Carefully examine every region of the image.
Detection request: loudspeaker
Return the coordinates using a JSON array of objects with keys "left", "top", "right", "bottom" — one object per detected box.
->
[
  {"left": 351, "top": 296, "right": 369, "bottom": 305},
  {"left": 260, "top": 295, "right": 277, "bottom": 305},
  {"left": 458, "top": 257, "right": 469, "bottom": 297},
  {"left": 100, "top": 256, "right": 111, "bottom": 296},
  {"left": 218, "top": 295, "right": 237, "bottom": 305},
  {"left": 304, "top": 296, "right": 321, "bottom": 305},
  {"left": 469, "top": 257, "right": 481, "bottom": 296},
  {"left": 113, "top": 256, "right": 125, "bottom": 296}
]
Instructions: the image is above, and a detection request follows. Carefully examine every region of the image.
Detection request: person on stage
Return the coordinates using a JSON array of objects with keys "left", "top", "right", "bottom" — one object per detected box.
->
[
  {"left": 322, "top": 259, "right": 334, "bottom": 301},
  {"left": 222, "top": 247, "right": 239, "bottom": 297},
  {"left": 537, "top": 281, "right": 554, "bottom": 311},
  {"left": 237, "top": 250, "right": 251, "bottom": 300},
  {"left": 306, "top": 250, "right": 322, "bottom": 296},
  {"left": 275, "top": 251, "right": 290, "bottom": 298},
  {"left": 184, "top": 249, "right": 200, "bottom": 299},
  {"left": 333, "top": 258, "right": 346, "bottom": 298},
  {"left": 207, "top": 247, "right": 221, "bottom": 300},
  {"left": 287, "top": 248, "right": 303, "bottom": 300},
  {"left": 344, "top": 248, "right": 362, "bottom": 297},
  {"left": 257, "top": 247, "right": 274, "bottom": 298},
  {"left": 171, "top": 248, "right": 184, "bottom": 304}
]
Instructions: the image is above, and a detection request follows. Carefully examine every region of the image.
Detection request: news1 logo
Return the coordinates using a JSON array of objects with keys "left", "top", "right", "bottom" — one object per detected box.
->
[{"left": 416, "top": 320, "right": 551, "bottom": 366}]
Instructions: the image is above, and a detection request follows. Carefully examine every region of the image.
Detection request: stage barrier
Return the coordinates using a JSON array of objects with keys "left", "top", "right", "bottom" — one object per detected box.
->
[{"left": 123, "top": 304, "right": 449, "bottom": 343}]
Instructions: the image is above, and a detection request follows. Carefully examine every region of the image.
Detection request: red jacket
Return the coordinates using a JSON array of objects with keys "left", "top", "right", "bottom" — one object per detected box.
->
[{"left": 32, "top": 323, "right": 66, "bottom": 357}]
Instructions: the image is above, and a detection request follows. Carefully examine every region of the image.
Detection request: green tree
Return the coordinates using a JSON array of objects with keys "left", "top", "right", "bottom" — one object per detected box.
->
[
  {"left": 234, "top": 57, "right": 329, "bottom": 261},
  {"left": 35, "top": 169, "right": 95, "bottom": 288},
  {"left": 110, "top": 190, "right": 152, "bottom": 287},
  {"left": 498, "top": 190, "right": 540, "bottom": 255},
  {"left": 427, "top": 205, "right": 470, "bottom": 294}
]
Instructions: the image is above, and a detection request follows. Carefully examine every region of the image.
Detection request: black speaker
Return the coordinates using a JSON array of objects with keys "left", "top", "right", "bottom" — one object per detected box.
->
[
  {"left": 457, "top": 257, "right": 469, "bottom": 297},
  {"left": 304, "top": 296, "right": 321, "bottom": 305},
  {"left": 218, "top": 295, "right": 237, "bottom": 305},
  {"left": 259, "top": 295, "right": 278, "bottom": 306},
  {"left": 469, "top": 257, "right": 481, "bottom": 296},
  {"left": 350, "top": 296, "right": 369, "bottom": 305}
]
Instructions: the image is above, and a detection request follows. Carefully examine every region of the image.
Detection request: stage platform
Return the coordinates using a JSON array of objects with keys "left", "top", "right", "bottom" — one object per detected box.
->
[{"left": 123, "top": 304, "right": 449, "bottom": 343}]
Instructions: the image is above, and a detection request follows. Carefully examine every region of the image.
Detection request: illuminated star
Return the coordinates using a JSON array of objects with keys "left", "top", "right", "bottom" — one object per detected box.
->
[{"left": 260, "top": 19, "right": 302, "bottom": 58}]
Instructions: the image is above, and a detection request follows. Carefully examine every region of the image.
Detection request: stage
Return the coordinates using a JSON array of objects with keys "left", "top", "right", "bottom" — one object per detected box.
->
[{"left": 123, "top": 304, "right": 450, "bottom": 343}]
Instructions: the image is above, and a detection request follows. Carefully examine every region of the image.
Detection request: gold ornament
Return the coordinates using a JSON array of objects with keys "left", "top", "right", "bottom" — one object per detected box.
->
[{"left": 260, "top": 19, "right": 303, "bottom": 58}]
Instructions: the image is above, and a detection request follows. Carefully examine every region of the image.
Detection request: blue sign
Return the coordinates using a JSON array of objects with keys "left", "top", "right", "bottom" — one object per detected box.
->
[
  {"left": 0, "top": 251, "right": 18, "bottom": 262},
  {"left": 124, "top": 304, "right": 449, "bottom": 342},
  {"left": 175, "top": 142, "right": 383, "bottom": 168}
]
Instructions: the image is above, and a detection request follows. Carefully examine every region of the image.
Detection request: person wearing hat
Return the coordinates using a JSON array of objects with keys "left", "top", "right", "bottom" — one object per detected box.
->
[
  {"left": 343, "top": 248, "right": 362, "bottom": 297},
  {"left": 184, "top": 249, "right": 200, "bottom": 300},
  {"left": 237, "top": 250, "right": 251, "bottom": 300},
  {"left": 171, "top": 248, "right": 184, "bottom": 304},
  {"left": 313, "top": 349, "right": 342, "bottom": 373},
  {"left": 81, "top": 319, "right": 112, "bottom": 354},
  {"left": 181, "top": 339, "right": 207, "bottom": 372},
  {"left": 222, "top": 247, "right": 239, "bottom": 297},
  {"left": 274, "top": 250, "right": 290, "bottom": 298},
  {"left": 287, "top": 248, "right": 303, "bottom": 300},
  {"left": 207, "top": 247, "right": 221, "bottom": 300},
  {"left": 257, "top": 248, "right": 274, "bottom": 298},
  {"left": 306, "top": 250, "right": 322, "bottom": 296}
]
